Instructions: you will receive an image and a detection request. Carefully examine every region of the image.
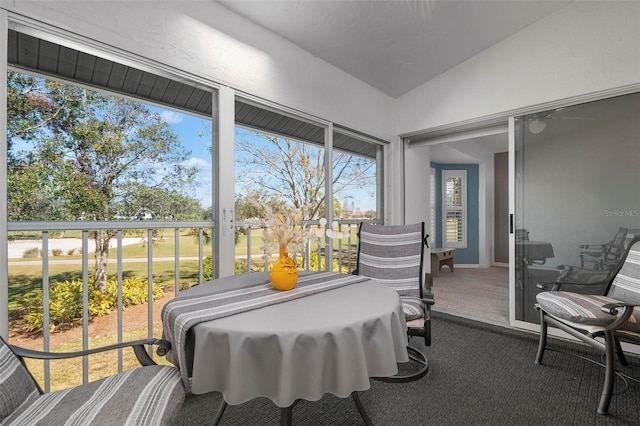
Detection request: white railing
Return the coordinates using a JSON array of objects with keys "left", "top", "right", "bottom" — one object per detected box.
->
[
  {"left": 6, "top": 218, "right": 376, "bottom": 391},
  {"left": 236, "top": 219, "right": 369, "bottom": 274},
  {"left": 7, "top": 220, "right": 214, "bottom": 391}
]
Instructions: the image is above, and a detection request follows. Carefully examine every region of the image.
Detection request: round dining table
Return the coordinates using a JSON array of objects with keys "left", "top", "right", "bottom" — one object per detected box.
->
[{"left": 178, "top": 272, "right": 409, "bottom": 425}]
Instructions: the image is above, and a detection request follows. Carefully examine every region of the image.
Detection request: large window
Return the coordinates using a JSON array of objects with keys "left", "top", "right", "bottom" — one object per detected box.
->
[
  {"left": 7, "top": 71, "right": 212, "bottom": 223},
  {"left": 7, "top": 29, "right": 215, "bottom": 224},
  {"left": 4, "top": 28, "right": 218, "bottom": 389},
  {"left": 442, "top": 170, "right": 467, "bottom": 248},
  {"left": 232, "top": 99, "right": 382, "bottom": 273},
  {"left": 332, "top": 129, "right": 381, "bottom": 220}
]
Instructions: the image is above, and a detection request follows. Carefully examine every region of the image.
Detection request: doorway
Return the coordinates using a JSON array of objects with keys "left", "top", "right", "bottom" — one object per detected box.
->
[{"left": 427, "top": 129, "right": 509, "bottom": 325}]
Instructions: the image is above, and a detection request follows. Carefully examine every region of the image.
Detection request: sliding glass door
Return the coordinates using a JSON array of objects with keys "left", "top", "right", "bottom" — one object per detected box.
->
[{"left": 514, "top": 92, "right": 640, "bottom": 323}]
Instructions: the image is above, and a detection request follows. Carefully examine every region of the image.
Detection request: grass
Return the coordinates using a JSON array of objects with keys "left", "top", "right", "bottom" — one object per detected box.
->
[{"left": 23, "top": 322, "right": 171, "bottom": 392}]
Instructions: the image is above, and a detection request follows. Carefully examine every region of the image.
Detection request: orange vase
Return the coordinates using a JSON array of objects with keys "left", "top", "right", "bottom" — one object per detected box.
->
[{"left": 270, "top": 245, "right": 299, "bottom": 291}]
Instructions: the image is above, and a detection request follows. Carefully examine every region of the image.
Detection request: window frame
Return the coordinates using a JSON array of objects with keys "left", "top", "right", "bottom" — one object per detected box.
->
[{"left": 441, "top": 169, "right": 467, "bottom": 248}]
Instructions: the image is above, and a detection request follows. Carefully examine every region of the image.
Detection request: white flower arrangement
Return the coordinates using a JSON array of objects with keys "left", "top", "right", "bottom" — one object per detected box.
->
[{"left": 317, "top": 217, "right": 349, "bottom": 240}]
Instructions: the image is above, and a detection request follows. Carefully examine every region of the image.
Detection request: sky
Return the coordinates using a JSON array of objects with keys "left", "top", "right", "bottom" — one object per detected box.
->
[
  {"left": 9, "top": 71, "right": 375, "bottom": 218},
  {"left": 149, "top": 106, "right": 213, "bottom": 208},
  {"left": 123, "top": 105, "right": 376, "bottom": 212}
]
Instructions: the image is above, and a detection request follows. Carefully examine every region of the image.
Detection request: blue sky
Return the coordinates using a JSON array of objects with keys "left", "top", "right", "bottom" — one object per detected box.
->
[
  {"left": 149, "top": 106, "right": 376, "bottom": 212},
  {"left": 10, "top": 71, "right": 374, "bottom": 215},
  {"left": 150, "top": 107, "right": 213, "bottom": 208}
]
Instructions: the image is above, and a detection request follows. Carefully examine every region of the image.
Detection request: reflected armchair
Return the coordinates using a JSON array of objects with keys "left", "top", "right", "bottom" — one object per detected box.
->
[
  {"left": 535, "top": 236, "right": 640, "bottom": 415},
  {"left": 579, "top": 227, "right": 628, "bottom": 270}
]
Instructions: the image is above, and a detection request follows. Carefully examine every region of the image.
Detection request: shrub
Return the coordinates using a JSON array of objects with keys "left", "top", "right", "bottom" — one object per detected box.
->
[
  {"left": 20, "top": 276, "right": 164, "bottom": 333},
  {"left": 203, "top": 257, "right": 259, "bottom": 279},
  {"left": 203, "top": 256, "right": 214, "bottom": 282},
  {"left": 22, "top": 247, "right": 41, "bottom": 258},
  {"left": 298, "top": 253, "right": 349, "bottom": 273},
  {"left": 51, "top": 248, "right": 63, "bottom": 257}
]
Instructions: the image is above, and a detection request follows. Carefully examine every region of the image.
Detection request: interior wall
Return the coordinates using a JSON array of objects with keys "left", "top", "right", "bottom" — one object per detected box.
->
[
  {"left": 395, "top": 1, "right": 640, "bottom": 134},
  {"left": 404, "top": 143, "right": 431, "bottom": 268},
  {"left": 404, "top": 143, "right": 431, "bottom": 225},
  {"left": 0, "top": 1, "right": 396, "bottom": 141},
  {"left": 518, "top": 95, "right": 640, "bottom": 268}
]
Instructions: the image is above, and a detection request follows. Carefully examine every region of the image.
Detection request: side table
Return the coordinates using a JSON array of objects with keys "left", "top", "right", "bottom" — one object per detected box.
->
[{"left": 431, "top": 248, "right": 456, "bottom": 277}]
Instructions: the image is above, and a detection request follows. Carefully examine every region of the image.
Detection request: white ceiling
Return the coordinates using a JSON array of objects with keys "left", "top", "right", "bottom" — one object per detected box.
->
[
  {"left": 429, "top": 132, "right": 507, "bottom": 163},
  {"left": 216, "top": 0, "right": 572, "bottom": 98}
]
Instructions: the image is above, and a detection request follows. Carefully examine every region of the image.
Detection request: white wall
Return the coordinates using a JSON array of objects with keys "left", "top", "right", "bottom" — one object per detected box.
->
[
  {"left": 0, "top": 0, "right": 396, "bottom": 141},
  {"left": 395, "top": 1, "right": 640, "bottom": 134},
  {"left": 404, "top": 144, "right": 431, "bottom": 226},
  {"left": 403, "top": 141, "right": 431, "bottom": 270}
]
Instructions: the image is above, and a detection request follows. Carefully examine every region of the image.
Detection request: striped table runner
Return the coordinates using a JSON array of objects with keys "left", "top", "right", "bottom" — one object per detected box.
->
[{"left": 161, "top": 272, "right": 369, "bottom": 389}]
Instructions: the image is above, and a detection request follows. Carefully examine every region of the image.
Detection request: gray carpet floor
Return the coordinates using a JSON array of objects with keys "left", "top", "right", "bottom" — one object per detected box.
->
[{"left": 176, "top": 312, "right": 640, "bottom": 425}]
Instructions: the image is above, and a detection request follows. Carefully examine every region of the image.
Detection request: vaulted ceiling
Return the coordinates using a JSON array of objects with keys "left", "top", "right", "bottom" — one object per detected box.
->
[{"left": 216, "top": 0, "right": 572, "bottom": 98}]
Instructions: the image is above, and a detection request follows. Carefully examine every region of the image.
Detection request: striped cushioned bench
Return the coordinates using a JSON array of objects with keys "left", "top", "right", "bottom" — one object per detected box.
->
[{"left": 0, "top": 337, "right": 185, "bottom": 426}]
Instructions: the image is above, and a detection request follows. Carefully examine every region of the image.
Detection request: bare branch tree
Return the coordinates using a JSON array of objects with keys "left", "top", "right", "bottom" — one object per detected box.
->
[{"left": 236, "top": 132, "right": 375, "bottom": 219}]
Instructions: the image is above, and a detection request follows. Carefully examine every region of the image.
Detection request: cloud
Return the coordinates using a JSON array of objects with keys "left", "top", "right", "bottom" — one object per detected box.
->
[
  {"left": 183, "top": 157, "right": 213, "bottom": 208},
  {"left": 160, "top": 111, "right": 184, "bottom": 124},
  {"left": 182, "top": 157, "right": 210, "bottom": 169}
]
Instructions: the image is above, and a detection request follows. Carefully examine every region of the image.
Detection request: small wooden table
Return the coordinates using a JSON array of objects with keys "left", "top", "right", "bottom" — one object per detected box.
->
[{"left": 431, "top": 248, "right": 456, "bottom": 277}]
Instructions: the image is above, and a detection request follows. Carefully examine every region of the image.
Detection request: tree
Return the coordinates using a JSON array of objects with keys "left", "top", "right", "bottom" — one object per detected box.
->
[
  {"left": 120, "top": 186, "right": 204, "bottom": 221},
  {"left": 235, "top": 132, "right": 375, "bottom": 219},
  {"left": 234, "top": 190, "right": 287, "bottom": 220},
  {"left": 7, "top": 71, "right": 198, "bottom": 291}
]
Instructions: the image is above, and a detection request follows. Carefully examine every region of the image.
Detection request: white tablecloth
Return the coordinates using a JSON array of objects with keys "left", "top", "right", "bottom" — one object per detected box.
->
[{"left": 182, "top": 272, "right": 409, "bottom": 407}]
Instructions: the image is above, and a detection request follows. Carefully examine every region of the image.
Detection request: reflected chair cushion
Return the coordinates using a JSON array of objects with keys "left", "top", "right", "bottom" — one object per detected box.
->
[
  {"left": 400, "top": 296, "right": 425, "bottom": 321},
  {"left": 536, "top": 291, "right": 640, "bottom": 333}
]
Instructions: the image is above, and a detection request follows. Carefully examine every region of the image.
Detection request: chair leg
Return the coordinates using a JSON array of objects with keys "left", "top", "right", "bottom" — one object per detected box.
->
[
  {"left": 212, "top": 400, "right": 227, "bottom": 426},
  {"left": 424, "top": 310, "right": 432, "bottom": 347},
  {"left": 280, "top": 407, "right": 293, "bottom": 426},
  {"left": 535, "top": 310, "right": 548, "bottom": 365},
  {"left": 598, "top": 330, "right": 616, "bottom": 415},
  {"left": 373, "top": 346, "right": 428, "bottom": 383},
  {"left": 614, "top": 337, "right": 629, "bottom": 366},
  {"left": 351, "top": 392, "right": 374, "bottom": 426}
]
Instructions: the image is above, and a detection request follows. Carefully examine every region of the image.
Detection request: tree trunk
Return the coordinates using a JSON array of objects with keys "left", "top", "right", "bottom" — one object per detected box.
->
[{"left": 93, "top": 230, "right": 111, "bottom": 292}]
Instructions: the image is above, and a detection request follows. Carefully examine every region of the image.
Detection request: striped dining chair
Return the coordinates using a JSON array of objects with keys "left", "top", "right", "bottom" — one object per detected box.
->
[
  {"left": 355, "top": 222, "right": 434, "bottom": 382},
  {"left": 535, "top": 236, "right": 640, "bottom": 415},
  {"left": 0, "top": 337, "right": 185, "bottom": 425}
]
